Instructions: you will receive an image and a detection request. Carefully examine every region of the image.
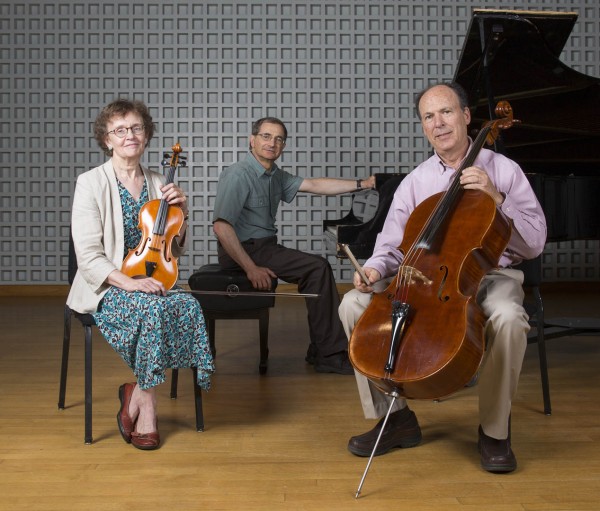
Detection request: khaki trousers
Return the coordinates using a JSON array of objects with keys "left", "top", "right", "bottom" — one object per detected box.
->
[{"left": 338, "top": 268, "right": 528, "bottom": 440}]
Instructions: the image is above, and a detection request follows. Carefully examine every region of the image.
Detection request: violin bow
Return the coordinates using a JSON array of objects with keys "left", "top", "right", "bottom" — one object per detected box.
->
[{"left": 168, "top": 288, "right": 320, "bottom": 298}]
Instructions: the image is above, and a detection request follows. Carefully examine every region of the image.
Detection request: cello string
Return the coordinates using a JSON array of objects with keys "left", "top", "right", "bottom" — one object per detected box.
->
[
  {"left": 394, "top": 125, "right": 491, "bottom": 301},
  {"left": 416, "top": 126, "right": 490, "bottom": 249}
]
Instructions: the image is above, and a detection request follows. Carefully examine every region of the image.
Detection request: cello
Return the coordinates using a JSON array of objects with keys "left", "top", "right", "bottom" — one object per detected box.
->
[
  {"left": 350, "top": 101, "right": 518, "bottom": 400},
  {"left": 350, "top": 101, "right": 519, "bottom": 497},
  {"left": 121, "top": 142, "right": 187, "bottom": 290}
]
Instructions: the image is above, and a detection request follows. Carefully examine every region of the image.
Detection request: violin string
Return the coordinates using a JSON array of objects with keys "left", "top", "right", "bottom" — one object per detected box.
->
[{"left": 157, "top": 164, "right": 177, "bottom": 235}]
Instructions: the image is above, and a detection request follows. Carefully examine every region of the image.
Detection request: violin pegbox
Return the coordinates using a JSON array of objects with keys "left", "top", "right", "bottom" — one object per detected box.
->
[{"left": 161, "top": 142, "right": 187, "bottom": 169}]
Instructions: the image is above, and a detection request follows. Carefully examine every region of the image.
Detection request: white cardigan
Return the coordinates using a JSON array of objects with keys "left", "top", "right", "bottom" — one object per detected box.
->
[{"left": 66, "top": 159, "right": 187, "bottom": 314}]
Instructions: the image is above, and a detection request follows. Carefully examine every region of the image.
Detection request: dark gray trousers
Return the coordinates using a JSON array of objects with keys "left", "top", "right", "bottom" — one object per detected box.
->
[{"left": 218, "top": 236, "right": 348, "bottom": 357}]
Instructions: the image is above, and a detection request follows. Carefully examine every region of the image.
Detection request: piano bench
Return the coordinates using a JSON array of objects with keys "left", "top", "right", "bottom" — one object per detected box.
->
[{"left": 188, "top": 264, "right": 278, "bottom": 375}]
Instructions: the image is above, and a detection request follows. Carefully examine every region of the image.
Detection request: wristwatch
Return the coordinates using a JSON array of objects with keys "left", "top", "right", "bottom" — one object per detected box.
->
[{"left": 356, "top": 179, "right": 362, "bottom": 190}]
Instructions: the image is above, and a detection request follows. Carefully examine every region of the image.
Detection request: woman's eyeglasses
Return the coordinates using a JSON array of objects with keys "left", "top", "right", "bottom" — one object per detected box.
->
[{"left": 107, "top": 125, "right": 145, "bottom": 138}]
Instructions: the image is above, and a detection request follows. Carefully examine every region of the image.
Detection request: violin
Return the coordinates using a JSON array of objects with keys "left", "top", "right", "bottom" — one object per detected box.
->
[
  {"left": 349, "top": 101, "right": 519, "bottom": 401},
  {"left": 121, "top": 142, "right": 187, "bottom": 290}
]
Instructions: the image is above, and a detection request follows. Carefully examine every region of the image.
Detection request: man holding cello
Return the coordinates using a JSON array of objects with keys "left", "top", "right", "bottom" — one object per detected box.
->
[{"left": 339, "top": 82, "right": 547, "bottom": 473}]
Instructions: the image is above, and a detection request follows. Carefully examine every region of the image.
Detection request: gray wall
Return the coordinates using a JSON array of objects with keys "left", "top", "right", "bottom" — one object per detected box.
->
[{"left": 1, "top": 0, "right": 599, "bottom": 286}]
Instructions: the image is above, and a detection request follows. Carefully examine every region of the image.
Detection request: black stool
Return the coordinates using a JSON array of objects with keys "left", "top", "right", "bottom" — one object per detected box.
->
[{"left": 188, "top": 264, "right": 277, "bottom": 375}]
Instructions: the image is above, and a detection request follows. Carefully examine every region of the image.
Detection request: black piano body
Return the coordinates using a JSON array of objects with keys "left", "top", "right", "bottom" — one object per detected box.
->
[
  {"left": 323, "top": 173, "right": 406, "bottom": 259},
  {"left": 324, "top": 8, "right": 600, "bottom": 265},
  {"left": 454, "top": 8, "right": 600, "bottom": 243}
]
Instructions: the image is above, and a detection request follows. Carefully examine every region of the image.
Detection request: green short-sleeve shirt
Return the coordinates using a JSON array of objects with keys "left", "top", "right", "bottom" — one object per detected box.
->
[{"left": 213, "top": 152, "right": 304, "bottom": 241}]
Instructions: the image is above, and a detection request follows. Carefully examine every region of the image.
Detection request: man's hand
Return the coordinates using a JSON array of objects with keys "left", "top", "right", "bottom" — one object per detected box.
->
[
  {"left": 361, "top": 175, "right": 376, "bottom": 190},
  {"left": 354, "top": 267, "right": 381, "bottom": 293},
  {"left": 246, "top": 265, "right": 278, "bottom": 291},
  {"left": 460, "top": 166, "right": 504, "bottom": 205}
]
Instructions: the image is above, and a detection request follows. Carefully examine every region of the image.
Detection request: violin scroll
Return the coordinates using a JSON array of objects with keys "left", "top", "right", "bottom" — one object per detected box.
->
[{"left": 161, "top": 142, "right": 187, "bottom": 169}]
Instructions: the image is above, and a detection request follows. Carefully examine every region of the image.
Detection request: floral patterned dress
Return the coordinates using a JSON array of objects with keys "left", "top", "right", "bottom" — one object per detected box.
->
[{"left": 93, "top": 180, "right": 214, "bottom": 390}]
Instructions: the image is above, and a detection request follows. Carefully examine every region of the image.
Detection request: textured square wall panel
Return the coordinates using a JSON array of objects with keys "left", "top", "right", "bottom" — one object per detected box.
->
[{"left": 0, "top": 1, "right": 598, "bottom": 284}]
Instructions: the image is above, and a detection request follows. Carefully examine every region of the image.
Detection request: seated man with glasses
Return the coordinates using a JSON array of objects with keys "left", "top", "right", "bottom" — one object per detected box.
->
[{"left": 212, "top": 117, "right": 375, "bottom": 374}]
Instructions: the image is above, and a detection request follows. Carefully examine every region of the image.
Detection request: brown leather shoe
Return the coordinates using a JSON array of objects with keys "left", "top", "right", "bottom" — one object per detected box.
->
[
  {"left": 131, "top": 429, "right": 161, "bottom": 450},
  {"left": 478, "top": 425, "right": 517, "bottom": 473},
  {"left": 117, "top": 382, "right": 137, "bottom": 444},
  {"left": 348, "top": 406, "right": 422, "bottom": 457}
]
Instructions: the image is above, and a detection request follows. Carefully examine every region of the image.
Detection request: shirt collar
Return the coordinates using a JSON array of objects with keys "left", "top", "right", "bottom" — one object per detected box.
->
[
  {"left": 246, "top": 151, "right": 279, "bottom": 178},
  {"left": 433, "top": 137, "right": 474, "bottom": 175}
]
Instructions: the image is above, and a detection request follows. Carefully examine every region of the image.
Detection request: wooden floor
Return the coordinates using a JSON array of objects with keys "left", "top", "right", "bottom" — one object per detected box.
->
[{"left": 0, "top": 285, "right": 599, "bottom": 511}]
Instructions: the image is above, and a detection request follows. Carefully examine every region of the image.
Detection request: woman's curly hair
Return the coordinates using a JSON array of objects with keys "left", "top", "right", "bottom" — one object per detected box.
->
[{"left": 93, "top": 98, "right": 155, "bottom": 156}]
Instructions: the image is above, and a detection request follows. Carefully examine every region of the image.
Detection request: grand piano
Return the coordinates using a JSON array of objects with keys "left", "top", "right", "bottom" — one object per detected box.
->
[
  {"left": 455, "top": 8, "right": 600, "bottom": 242},
  {"left": 324, "top": 8, "right": 600, "bottom": 260}
]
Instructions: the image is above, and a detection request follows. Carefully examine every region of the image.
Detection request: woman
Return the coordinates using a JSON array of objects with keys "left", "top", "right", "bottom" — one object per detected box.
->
[{"left": 67, "top": 98, "right": 214, "bottom": 450}]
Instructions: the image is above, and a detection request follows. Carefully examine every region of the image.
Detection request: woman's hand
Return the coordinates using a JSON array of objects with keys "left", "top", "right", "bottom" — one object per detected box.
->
[
  {"left": 107, "top": 270, "right": 167, "bottom": 296},
  {"left": 123, "top": 276, "right": 167, "bottom": 296},
  {"left": 161, "top": 183, "right": 189, "bottom": 218}
]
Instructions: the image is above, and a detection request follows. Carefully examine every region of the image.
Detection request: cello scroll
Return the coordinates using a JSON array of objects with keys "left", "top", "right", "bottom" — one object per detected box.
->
[{"left": 483, "top": 101, "right": 521, "bottom": 146}]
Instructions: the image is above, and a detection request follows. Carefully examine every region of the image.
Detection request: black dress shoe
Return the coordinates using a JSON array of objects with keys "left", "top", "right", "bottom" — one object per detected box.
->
[
  {"left": 314, "top": 351, "right": 354, "bottom": 375},
  {"left": 348, "top": 406, "right": 422, "bottom": 457},
  {"left": 478, "top": 425, "right": 517, "bottom": 473},
  {"left": 305, "top": 343, "right": 318, "bottom": 365}
]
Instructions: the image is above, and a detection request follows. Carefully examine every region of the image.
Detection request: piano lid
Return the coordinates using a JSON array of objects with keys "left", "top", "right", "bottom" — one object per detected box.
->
[{"left": 454, "top": 9, "right": 600, "bottom": 175}]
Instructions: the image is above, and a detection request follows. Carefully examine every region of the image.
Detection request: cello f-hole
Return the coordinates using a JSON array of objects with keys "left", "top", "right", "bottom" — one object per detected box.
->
[{"left": 437, "top": 265, "right": 450, "bottom": 302}]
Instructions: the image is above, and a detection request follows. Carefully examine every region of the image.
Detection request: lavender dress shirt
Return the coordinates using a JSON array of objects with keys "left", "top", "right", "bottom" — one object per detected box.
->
[{"left": 365, "top": 146, "right": 547, "bottom": 279}]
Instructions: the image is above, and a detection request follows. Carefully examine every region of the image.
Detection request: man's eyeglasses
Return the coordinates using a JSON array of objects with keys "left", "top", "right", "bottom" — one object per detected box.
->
[
  {"left": 107, "top": 124, "right": 145, "bottom": 138},
  {"left": 256, "top": 132, "right": 286, "bottom": 145}
]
